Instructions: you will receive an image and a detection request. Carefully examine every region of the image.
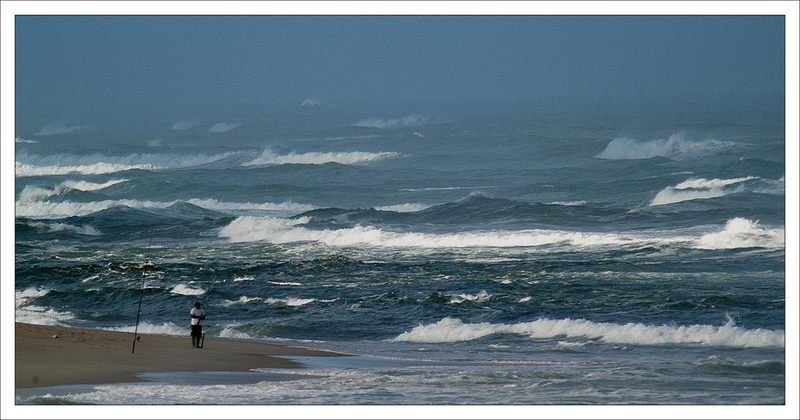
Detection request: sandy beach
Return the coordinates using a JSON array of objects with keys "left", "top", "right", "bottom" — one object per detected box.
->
[{"left": 15, "top": 323, "right": 342, "bottom": 389}]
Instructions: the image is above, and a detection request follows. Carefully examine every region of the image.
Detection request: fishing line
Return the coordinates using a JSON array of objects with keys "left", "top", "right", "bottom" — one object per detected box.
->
[{"left": 131, "top": 235, "right": 153, "bottom": 355}]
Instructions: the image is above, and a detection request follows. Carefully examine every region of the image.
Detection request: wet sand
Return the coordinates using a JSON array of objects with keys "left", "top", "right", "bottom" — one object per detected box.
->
[{"left": 15, "top": 322, "right": 342, "bottom": 389}]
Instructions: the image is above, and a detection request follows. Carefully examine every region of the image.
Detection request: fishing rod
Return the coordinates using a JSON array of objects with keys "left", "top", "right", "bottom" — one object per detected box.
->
[{"left": 131, "top": 235, "right": 154, "bottom": 355}]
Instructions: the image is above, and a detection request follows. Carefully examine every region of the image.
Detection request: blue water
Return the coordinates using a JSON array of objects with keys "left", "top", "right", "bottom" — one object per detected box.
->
[{"left": 14, "top": 103, "right": 785, "bottom": 404}]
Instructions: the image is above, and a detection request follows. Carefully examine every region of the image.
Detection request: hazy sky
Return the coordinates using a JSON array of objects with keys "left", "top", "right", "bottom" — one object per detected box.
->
[{"left": 16, "top": 15, "right": 784, "bottom": 121}]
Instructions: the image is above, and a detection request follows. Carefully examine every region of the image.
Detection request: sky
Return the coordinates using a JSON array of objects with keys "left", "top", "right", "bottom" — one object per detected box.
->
[{"left": 15, "top": 15, "right": 784, "bottom": 124}]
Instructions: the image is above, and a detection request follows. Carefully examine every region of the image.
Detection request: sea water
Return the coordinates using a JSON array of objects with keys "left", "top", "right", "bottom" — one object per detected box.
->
[{"left": 14, "top": 101, "right": 785, "bottom": 404}]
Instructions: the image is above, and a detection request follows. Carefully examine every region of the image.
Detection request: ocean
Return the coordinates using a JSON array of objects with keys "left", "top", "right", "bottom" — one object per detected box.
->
[{"left": 14, "top": 101, "right": 785, "bottom": 404}]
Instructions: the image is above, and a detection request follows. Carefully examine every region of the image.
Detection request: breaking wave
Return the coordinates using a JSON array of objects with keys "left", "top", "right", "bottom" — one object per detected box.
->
[
  {"left": 104, "top": 321, "right": 186, "bottom": 336},
  {"left": 218, "top": 216, "right": 687, "bottom": 249},
  {"left": 374, "top": 203, "right": 433, "bottom": 212},
  {"left": 169, "top": 284, "right": 207, "bottom": 296},
  {"left": 449, "top": 291, "right": 492, "bottom": 304},
  {"left": 15, "top": 183, "right": 313, "bottom": 218},
  {"left": 354, "top": 114, "right": 429, "bottom": 129},
  {"left": 242, "top": 149, "right": 401, "bottom": 166},
  {"left": 597, "top": 134, "right": 734, "bottom": 160},
  {"left": 695, "top": 218, "right": 784, "bottom": 250},
  {"left": 393, "top": 317, "right": 784, "bottom": 348},
  {"left": 650, "top": 176, "right": 782, "bottom": 206},
  {"left": 15, "top": 152, "right": 238, "bottom": 176},
  {"left": 264, "top": 297, "right": 316, "bottom": 307},
  {"left": 15, "top": 288, "right": 74, "bottom": 326},
  {"left": 25, "top": 221, "right": 101, "bottom": 236},
  {"left": 15, "top": 137, "right": 38, "bottom": 144}
]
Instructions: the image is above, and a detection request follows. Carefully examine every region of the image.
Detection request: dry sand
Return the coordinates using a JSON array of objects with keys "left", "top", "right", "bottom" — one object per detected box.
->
[{"left": 15, "top": 322, "right": 342, "bottom": 389}]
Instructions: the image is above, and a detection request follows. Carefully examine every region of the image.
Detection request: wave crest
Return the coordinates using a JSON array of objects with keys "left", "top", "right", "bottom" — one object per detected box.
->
[
  {"left": 393, "top": 317, "right": 784, "bottom": 348},
  {"left": 651, "top": 176, "right": 781, "bottom": 206},
  {"left": 597, "top": 134, "right": 734, "bottom": 160},
  {"left": 354, "top": 114, "right": 428, "bottom": 129},
  {"left": 16, "top": 152, "right": 238, "bottom": 176},
  {"left": 242, "top": 149, "right": 401, "bottom": 166}
]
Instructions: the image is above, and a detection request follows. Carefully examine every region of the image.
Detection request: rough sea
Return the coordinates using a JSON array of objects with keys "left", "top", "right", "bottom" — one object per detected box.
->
[{"left": 14, "top": 101, "right": 785, "bottom": 404}]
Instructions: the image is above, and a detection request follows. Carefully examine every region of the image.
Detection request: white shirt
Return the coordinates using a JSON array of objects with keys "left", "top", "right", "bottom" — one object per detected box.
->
[{"left": 190, "top": 307, "right": 204, "bottom": 326}]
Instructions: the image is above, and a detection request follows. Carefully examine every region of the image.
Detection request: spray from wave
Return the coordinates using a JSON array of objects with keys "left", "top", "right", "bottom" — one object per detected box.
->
[
  {"left": 25, "top": 221, "right": 101, "bottom": 236},
  {"left": 354, "top": 114, "right": 429, "bottom": 129},
  {"left": 651, "top": 176, "right": 782, "bottom": 206},
  {"left": 242, "top": 149, "right": 401, "bottom": 166},
  {"left": 393, "top": 317, "right": 784, "bottom": 348},
  {"left": 597, "top": 134, "right": 734, "bottom": 160},
  {"left": 374, "top": 203, "right": 433, "bottom": 213}
]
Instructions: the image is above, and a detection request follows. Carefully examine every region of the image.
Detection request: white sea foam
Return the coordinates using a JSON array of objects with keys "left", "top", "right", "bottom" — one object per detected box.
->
[
  {"left": 221, "top": 296, "right": 262, "bottom": 306},
  {"left": 104, "top": 321, "right": 186, "bottom": 336},
  {"left": 15, "top": 288, "right": 74, "bottom": 325},
  {"left": 354, "top": 114, "right": 429, "bottom": 129},
  {"left": 233, "top": 275, "right": 254, "bottom": 282},
  {"left": 695, "top": 218, "right": 784, "bottom": 250},
  {"left": 15, "top": 185, "right": 314, "bottom": 218},
  {"left": 300, "top": 98, "right": 320, "bottom": 107},
  {"left": 242, "top": 149, "right": 401, "bottom": 166},
  {"left": 61, "top": 178, "right": 128, "bottom": 191},
  {"left": 15, "top": 137, "right": 38, "bottom": 144},
  {"left": 651, "top": 176, "right": 780, "bottom": 206},
  {"left": 208, "top": 122, "right": 242, "bottom": 133},
  {"left": 269, "top": 281, "right": 303, "bottom": 286},
  {"left": 218, "top": 216, "right": 682, "bottom": 249},
  {"left": 519, "top": 296, "right": 532, "bottom": 303},
  {"left": 597, "top": 134, "right": 734, "bottom": 160},
  {"left": 26, "top": 221, "right": 101, "bottom": 236},
  {"left": 170, "top": 284, "right": 207, "bottom": 296},
  {"left": 374, "top": 203, "right": 432, "bottom": 212},
  {"left": 547, "top": 200, "right": 587, "bottom": 206},
  {"left": 264, "top": 297, "right": 316, "bottom": 307},
  {"left": 34, "top": 122, "right": 87, "bottom": 136},
  {"left": 15, "top": 152, "right": 237, "bottom": 176},
  {"left": 218, "top": 326, "right": 252, "bottom": 339},
  {"left": 393, "top": 317, "right": 784, "bottom": 348},
  {"left": 449, "top": 291, "right": 492, "bottom": 304}
]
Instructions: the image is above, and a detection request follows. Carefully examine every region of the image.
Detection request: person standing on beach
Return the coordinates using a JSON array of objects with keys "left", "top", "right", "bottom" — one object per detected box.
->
[{"left": 190, "top": 302, "right": 206, "bottom": 348}]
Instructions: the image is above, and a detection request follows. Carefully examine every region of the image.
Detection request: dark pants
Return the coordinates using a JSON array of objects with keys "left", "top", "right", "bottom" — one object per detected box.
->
[{"left": 191, "top": 324, "right": 202, "bottom": 347}]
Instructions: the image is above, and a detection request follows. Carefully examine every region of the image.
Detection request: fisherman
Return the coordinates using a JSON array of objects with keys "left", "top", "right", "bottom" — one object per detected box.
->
[{"left": 189, "top": 302, "right": 206, "bottom": 348}]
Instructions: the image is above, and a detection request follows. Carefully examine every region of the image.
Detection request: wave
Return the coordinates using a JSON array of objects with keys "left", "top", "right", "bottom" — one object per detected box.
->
[
  {"left": 392, "top": 317, "right": 784, "bottom": 348},
  {"left": 694, "top": 356, "right": 784, "bottom": 374},
  {"left": 695, "top": 218, "right": 784, "bottom": 250},
  {"left": 374, "top": 203, "right": 433, "bottom": 212},
  {"left": 218, "top": 215, "right": 686, "bottom": 248},
  {"left": 264, "top": 297, "right": 316, "bottom": 307},
  {"left": 399, "top": 186, "right": 496, "bottom": 192},
  {"left": 221, "top": 296, "right": 262, "bottom": 306},
  {"left": 449, "top": 291, "right": 492, "bottom": 304},
  {"left": 169, "top": 284, "right": 207, "bottom": 296},
  {"left": 354, "top": 114, "right": 428, "bottom": 129},
  {"left": 34, "top": 122, "right": 87, "bottom": 136},
  {"left": 596, "top": 134, "right": 734, "bottom": 160},
  {"left": 15, "top": 137, "right": 38, "bottom": 144},
  {"left": 171, "top": 120, "right": 202, "bottom": 130},
  {"left": 547, "top": 200, "right": 587, "bottom": 206},
  {"left": 16, "top": 184, "right": 312, "bottom": 218},
  {"left": 300, "top": 98, "right": 320, "bottom": 107},
  {"left": 25, "top": 221, "right": 101, "bottom": 236},
  {"left": 104, "top": 321, "right": 186, "bottom": 336},
  {"left": 15, "top": 288, "right": 74, "bottom": 326},
  {"left": 15, "top": 152, "right": 238, "bottom": 176},
  {"left": 60, "top": 179, "right": 129, "bottom": 191},
  {"left": 242, "top": 149, "right": 401, "bottom": 166},
  {"left": 651, "top": 176, "right": 782, "bottom": 206},
  {"left": 208, "top": 122, "right": 242, "bottom": 133}
]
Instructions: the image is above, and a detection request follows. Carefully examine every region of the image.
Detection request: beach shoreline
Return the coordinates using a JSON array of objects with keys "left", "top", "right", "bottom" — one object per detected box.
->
[{"left": 15, "top": 322, "right": 344, "bottom": 389}]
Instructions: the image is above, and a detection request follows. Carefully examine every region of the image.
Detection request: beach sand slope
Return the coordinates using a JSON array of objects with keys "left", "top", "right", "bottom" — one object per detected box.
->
[{"left": 15, "top": 323, "right": 341, "bottom": 389}]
